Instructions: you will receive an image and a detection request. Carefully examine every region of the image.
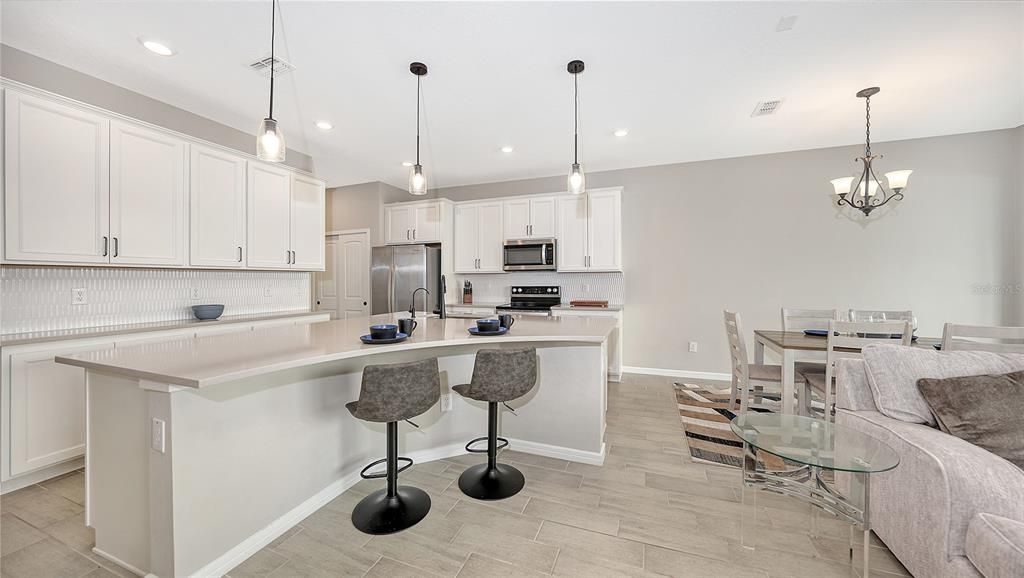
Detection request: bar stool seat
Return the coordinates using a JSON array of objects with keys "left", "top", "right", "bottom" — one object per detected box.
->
[
  {"left": 347, "top": 358, "right": 440, "bottom": 535},
  {"left": 453, "top": 348, "right": 537, "bottom": 500}
]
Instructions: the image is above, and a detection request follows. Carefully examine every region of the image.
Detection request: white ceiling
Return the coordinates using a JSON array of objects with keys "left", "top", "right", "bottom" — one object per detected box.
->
[{"left": 3, "top": 1, "right": 1022, "bottom": 189}]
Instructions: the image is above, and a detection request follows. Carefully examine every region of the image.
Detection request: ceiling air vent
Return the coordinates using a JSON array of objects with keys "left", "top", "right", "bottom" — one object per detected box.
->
[
  {"left": 751, "top": 99, "right": 784, "bottom": 117},
  {"left": 249, "top": 56, "right": 295, "bottom": 77}
]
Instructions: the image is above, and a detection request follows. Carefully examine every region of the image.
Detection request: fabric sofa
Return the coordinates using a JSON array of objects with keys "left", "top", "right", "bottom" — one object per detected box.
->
[{"left": 834, "top": 347, "right": 1024, "bottom": 577}]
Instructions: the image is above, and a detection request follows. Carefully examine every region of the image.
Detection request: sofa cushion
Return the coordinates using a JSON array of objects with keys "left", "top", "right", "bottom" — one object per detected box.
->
[
  {"left": 861, "top": 344, "right": 1024, "bottom": 425},
  {"left": 966, "top": 513, "right": 1024, "bottom": 578},
  {"left": 917, "top": 370, "right": 1024, "bottom": 469}
]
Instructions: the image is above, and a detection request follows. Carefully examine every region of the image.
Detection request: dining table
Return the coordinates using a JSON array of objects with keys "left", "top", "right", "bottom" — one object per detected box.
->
[{"left": 752, "top": 330, "right": 940, "bottom": 415}]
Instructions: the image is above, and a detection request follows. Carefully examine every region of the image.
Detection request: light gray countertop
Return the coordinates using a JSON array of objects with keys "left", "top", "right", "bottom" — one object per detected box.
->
[{"left": 1, "top": 310, "right": 328, "bottom": 347}]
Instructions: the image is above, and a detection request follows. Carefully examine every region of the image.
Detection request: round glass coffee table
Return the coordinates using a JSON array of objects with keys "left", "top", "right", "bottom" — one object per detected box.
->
[{"left": 730, "top": 413, "right": 900, "bottom": 576}]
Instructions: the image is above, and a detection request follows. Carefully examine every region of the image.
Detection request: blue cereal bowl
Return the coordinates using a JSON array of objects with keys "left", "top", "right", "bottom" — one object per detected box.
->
[
  {"left": 192, "top": 304, "right": 224, "bottom": 321},
  {"left": 370, "top": 324, "right": 399, "bottom": 340}
]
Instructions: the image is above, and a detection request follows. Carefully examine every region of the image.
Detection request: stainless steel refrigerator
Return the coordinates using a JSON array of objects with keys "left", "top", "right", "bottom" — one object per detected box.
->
[{"left": 371, "top": 244, "right": 442, "bottom": 315}]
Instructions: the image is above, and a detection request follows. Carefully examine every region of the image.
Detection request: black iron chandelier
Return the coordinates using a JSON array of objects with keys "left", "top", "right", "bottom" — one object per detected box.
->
[{"left": 830, "top": 87, "right": 912, "bottom": 217}]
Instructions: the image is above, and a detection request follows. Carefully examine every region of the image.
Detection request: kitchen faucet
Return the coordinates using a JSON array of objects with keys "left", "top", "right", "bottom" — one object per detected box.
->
[
  {"left": 409, "top": 287, "right": 430, "bottom": 318},
  {"left": 438, "top": 275, "right": 447, "bottom": 319}
]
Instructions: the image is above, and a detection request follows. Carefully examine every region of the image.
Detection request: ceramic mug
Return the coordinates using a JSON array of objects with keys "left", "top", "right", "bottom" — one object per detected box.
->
[
  {"left": 398, "top": 317, "right": 417, "bottom": 336},
  {"left": 498, "top": 314, "right": 515, "bottom": 330}
]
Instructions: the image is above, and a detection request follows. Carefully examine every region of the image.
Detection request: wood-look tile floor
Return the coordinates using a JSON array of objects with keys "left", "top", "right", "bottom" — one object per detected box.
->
[{"left": 0, "top": 374, "right": 912, "bottom": 577}]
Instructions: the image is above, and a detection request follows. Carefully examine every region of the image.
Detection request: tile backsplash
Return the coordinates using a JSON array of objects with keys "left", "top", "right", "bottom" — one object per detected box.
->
[
  {"left": 453, "top": 272, "right": 624, "bottom": 304},
  {"left": 1, "top": 266, "right": 311, "bottom": 334}
]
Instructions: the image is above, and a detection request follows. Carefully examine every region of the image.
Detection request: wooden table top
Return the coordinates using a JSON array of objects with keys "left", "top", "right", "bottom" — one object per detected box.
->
[{"left": 754, "top": 330, "right": 939, "bottom": 351}]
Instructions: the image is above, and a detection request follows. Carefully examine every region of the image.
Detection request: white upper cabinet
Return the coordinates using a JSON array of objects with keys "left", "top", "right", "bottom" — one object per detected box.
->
[
  {"left": 454, "top": 201, "right": 503, "bottom": 273},
  {"left": 290, "top": 174, "right": 326, "bottom": 270},
  {"left": 4, "top": 91, "right": 110, "bottom": 263},
  {"left": 247, "top": 162, "right": 292, "bottom": 268},
  {"left": 503, "top": 196, "right": 557, "bottom": 240},
  {"left": 109, "top": 121, "right": 187, "bottom": 266},
  {"left": 385, "top": 200, "right": 444, "bottom": 244},
  {"left": 556, "top": 188, "right": 622, "bottom": 272},
  {"left": 190, "top": 145, "right": 246, "bottom": 267}
]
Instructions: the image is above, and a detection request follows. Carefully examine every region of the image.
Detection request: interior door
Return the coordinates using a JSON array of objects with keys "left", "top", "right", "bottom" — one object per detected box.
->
[
  {"left": 529, "top": 197, "right": 557, "bottom": 238},
  {"left": 587, "top": 190, "right": 621, "bottom": 271},
  {"left": 476, "top": 202, "right": 504, "bottom": 272},
  {"left": 4, "top": 91, "right": 110, "bottom": 263},
  {"left": 503, "top": 199, "right": 531, "bottom": 240},
  {"left": 453, "top": 204, "right": 479, "bottom": 272},
  {"left": 316, "top": 237, "right": 339, "bottom": 317},
  {"left": 339, "top": 231, "right": 371, "bottom": 319},
  {"left": 190, "top": 145, "right": 246, "bottom": 267},
  {"left": 246, "top": 162, "right": 291, "bottom": 268},
  {"left": 290, "top": 174, "right": 325, "bottom": 270},
  {"left": 109, "top": 121, "right": 187, "bottom": 266},
  {"left": 556, "top": 194, "right": 589, "bottom": 271}
]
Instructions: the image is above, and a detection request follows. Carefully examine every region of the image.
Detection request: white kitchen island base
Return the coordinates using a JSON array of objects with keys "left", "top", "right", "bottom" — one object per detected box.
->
[{"left": 64, "top": 315, "right": 614, "bottom": 577}]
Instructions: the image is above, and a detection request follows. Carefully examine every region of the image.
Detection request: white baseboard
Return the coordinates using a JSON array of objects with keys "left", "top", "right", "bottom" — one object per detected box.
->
[
  {"left": 1, "top": 457, "right": 84, "bottom": 495},
  {"left": 506, "top": 438, "right": 606, "bottom": 466},
  {"left": 621, "top": 366, "right": 731, "bottom": 382},
  {"left": 92, "top": 547, "right": 147, "bottom": 577},
  {"left": 191, "top": 441, "right": 466, "bottom": 577}
]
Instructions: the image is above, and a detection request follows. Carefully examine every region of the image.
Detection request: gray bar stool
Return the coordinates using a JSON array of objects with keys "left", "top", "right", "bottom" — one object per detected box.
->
[
  {"left": 452, "top": 348, "right": 538, "bottom": 500},
  {"left": 346, "top": 358, "right": 440, "bottom": 534}
]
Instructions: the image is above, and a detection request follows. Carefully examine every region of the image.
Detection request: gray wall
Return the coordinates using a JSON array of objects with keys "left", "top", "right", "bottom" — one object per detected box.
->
[
  {"left": 326, "top": 182, "right": 406, "bottom": 247},
  {"left": 417, "top": 127, "right": 1023, "bottom": 374},
  {"left": 1, "top": 44, "right": 314, "bottom": 172}
]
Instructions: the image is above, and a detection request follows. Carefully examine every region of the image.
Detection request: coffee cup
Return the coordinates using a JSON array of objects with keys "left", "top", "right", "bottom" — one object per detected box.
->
[
  {"left": 398, "top": 317, "right": 417, "bottom": 336},
  {"left": 498, "top": 314, "right": 515, "bottom": 330},
  {"left": 369, "top": 324, "right": 399, "bottom": 340},
  {"left": 476, "top": 319, "right": 500, "bottom": 332}
]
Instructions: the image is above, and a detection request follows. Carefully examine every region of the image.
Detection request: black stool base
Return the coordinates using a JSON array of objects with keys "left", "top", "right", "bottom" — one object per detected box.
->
[
  {"left": 458, "top": 462, "right": 525, "bottom": 500},
  {"left": 351, "top": 486, "right": 431, "bottom": 535}
]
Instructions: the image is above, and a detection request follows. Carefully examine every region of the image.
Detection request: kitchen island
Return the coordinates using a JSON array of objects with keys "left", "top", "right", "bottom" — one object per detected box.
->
[{"left": 56, "top": 313, "right": 616, "bottom": 577}]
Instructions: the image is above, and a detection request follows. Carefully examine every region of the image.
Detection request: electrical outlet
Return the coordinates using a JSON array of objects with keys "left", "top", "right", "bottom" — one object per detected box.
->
[
  {"left": 440, "top": 393, "right": 453, "bottom": 412},
  {"left": 151, "top": 418, "right": 166, "bottom": 453},
  {"left": 71, "top": 288, "right": 87, "bottom": 305},
  {"left": 583, "top": 284, "right": 591, "bottom": 293},
  {"left": 189, "top": 287, "right": 202, "bottom": 300},
  {"left": 688, "top": 341, "right": 699, "bottom": 353},
  {"left": 263, "top": 287, "right": 272, "bottom": 297}
]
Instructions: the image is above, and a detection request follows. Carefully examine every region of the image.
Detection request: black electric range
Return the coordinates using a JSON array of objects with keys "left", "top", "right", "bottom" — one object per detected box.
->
[{"left": 495, "top": 286, "right": 561, "bottom": 316}]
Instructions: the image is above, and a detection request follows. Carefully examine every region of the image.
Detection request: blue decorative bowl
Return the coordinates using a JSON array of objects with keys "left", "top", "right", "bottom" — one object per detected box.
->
[
  {"left": 192, "top": 304, "right": 224, "bottom": 321},
  {"left": 369, "top": 324, "right": 399, "bottom": 340}
]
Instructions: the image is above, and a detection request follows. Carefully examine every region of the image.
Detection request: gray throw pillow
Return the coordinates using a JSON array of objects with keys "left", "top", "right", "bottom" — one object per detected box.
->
[{"left": 917, "top": 370, "right": 1024, "bottom": 469}]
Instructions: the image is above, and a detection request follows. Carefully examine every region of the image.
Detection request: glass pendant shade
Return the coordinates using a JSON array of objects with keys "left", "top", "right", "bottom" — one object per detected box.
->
[
  {"left": 885, "top": 170, "right": 913, "bottom": 191},
  {"left": 257, "top": 117, "right": 286, "bottom": 162},
  {"left": 409, "top": 164, "right": 427, "bottom": 195},
  {"left": 830, "top": 177, "right": 854, "bottom": 196},
  {"left": 858, "top": 178, "right": 880, "bottom": 198},
  {"left": 568, "top": 163, "right": 586, "bottom": 195}
]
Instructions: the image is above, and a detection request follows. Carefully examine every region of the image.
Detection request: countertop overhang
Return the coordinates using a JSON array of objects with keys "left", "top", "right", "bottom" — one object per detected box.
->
[{"left": 56, "top": 314, "right": 617, "bottom": 388}]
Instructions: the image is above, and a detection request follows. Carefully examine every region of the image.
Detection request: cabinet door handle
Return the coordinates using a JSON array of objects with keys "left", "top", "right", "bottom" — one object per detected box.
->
[
  {"left": 113, "top": 237, "right": 119, "bottom": 258},
  {"left": 237, "top": 246, "right": 243, "bottom": 262},
  {"left": 407, "top": 229, "right": 411, "bottom": 240},
  {"left": 102, "top": 236, "right": 108, "bottom": 257},
  {"left": 292, "top": 250, "right": 296, "bottom": 264},
  {"left": 286, "top": 250, "right": 291, "bottom": 264},
  {"left": 413, "top": 228, "right": 417, "bottom": 239}
]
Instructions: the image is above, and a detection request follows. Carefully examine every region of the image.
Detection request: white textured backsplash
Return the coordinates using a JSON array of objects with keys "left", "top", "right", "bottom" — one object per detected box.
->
[
  {"left": 453, "top": 272, "right": 623, "bottom": 304},
  {"left": 1, "top": 266, "right": 311, "bottom": 334}
]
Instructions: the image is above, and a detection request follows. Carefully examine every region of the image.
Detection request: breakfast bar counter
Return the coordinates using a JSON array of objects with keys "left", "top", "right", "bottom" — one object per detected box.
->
[{"left": 56, "top": 314, "right": 615, "bottom": 577}]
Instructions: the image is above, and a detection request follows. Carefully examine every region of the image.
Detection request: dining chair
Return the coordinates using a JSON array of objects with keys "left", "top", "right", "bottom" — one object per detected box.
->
[
  {"left": 724, "top": 310, "right": 786, "bottom": 414},
  {"left": 781, "top": 308, "right": 841, "bottom": 332},
  {"left": 802, "top": 319, "right": 912, "bottom": 422},
  {"left": 940, "top": 323, "right": 1024, "bottom": 353}
]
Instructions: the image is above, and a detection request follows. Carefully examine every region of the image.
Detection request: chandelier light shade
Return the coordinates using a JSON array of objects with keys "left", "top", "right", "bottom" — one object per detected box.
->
[
  {"left": 408, "top": 62, "right": 428, "bottom": 196},
  {"left": 567, "top": 60, "right": 586, "bottom": 195},
  {"left": 830, "top": 87, "right": 912, "bottom": 216},
  {"left": 256, "top": 0, "right": 285, "bottom": 162}
]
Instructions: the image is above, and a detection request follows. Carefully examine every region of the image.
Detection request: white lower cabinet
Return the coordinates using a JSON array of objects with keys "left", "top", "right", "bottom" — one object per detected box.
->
[{"left": 6, "top": 340, "right": 114, "bottom": 477}]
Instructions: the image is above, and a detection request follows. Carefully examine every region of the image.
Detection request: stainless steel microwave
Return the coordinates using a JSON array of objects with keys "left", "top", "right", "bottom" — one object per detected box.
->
[{"left": 503, "top": 239, "right": 557, "bottom": 271}]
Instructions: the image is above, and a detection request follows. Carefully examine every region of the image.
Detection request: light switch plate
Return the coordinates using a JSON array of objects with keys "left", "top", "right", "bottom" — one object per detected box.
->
[{"left": 688, "top": 341, "right": 698, "bottom": 353}]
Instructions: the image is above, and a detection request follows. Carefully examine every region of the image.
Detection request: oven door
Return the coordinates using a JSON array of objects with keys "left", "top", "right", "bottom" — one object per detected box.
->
[{"left": 503, "top": 239, "right": 556, "bottom": 271}]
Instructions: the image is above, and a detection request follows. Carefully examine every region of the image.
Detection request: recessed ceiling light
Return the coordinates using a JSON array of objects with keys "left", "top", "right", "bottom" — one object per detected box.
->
[
  {"left": 139, "top": 38, "right": 175, "bottom": 56},
  {"left": 500, "top": 145, "right": 514, "bottom": 153},
  {"left": 401, "top": 161, "right": 414, "bottom": 167},
  {"left": 614, "top": 129, "right": 629, "bottom": 137},
  {"left": 315, "top": 121, "right": 334, "bottom": 131}
]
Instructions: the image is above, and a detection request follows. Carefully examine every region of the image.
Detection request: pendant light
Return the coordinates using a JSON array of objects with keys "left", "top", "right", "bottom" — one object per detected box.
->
[
  {"left": 408, "top": 62, "right": 428, "bottom": 195},
  {"left": 829, "top": 87, "right": 913, "bottom": 217},
  {"left": 567, "top": 60, "right": 586, "bottom": 195},
  {"left": 256, "top": 0, "right": 285, "bottom": 162}
]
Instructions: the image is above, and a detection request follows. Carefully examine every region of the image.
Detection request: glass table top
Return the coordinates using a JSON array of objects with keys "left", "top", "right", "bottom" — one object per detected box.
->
[{"left": 730, "top": 413, "right": 900, "bottom": 473}]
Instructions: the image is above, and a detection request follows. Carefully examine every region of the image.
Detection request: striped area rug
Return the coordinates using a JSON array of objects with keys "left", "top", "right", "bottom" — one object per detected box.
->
[{"left": 673, "top": 382, "right": 794, "bottom": 471}]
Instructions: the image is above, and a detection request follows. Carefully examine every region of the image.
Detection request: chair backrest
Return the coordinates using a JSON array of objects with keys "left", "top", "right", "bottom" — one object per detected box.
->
[
  {"left": 469, "top": 348, "right": 538, "bottom": 401},
  {"left": 941, "top": 323, "right": 1024, "bottom": 353},
  {"left": 723, "top": 310, "right": 749, "bottom": 386},
  {"left": 356, "top": 358, "right": 440, "bottom": 422},
  {"left": 822, "top": 320, "right": 912, "bottom": 420},
  {"left": 848, "top": 309, "right": 914, "bottom": 323},
  {"left": 781, "top": 308, "right": 840, "bottom": 332}
]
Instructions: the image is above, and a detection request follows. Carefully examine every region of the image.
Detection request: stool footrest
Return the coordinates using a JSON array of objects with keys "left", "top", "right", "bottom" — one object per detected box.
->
[
  {"left": 359, "top": 456, "right": 413, "bottom": 479},
  {"left": 465, "top": 436, "right": 509, "bottom": 454}
]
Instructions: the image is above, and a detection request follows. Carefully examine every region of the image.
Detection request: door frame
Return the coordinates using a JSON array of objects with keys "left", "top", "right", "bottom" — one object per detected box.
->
[{"left": 316, "top": 228, "right": 371, "bottom": 318}]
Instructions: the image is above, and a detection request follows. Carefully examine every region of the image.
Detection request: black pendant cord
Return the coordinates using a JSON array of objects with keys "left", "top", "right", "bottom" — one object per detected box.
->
[
  {"left": 415, "top": 75, "right": 421, "bottom": 165},
  {"left": 268, "top": 0, "right": 276, "bottom": 120},
  {"left": 573, "top": 72, "right": 579, "bottom": 165}
]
